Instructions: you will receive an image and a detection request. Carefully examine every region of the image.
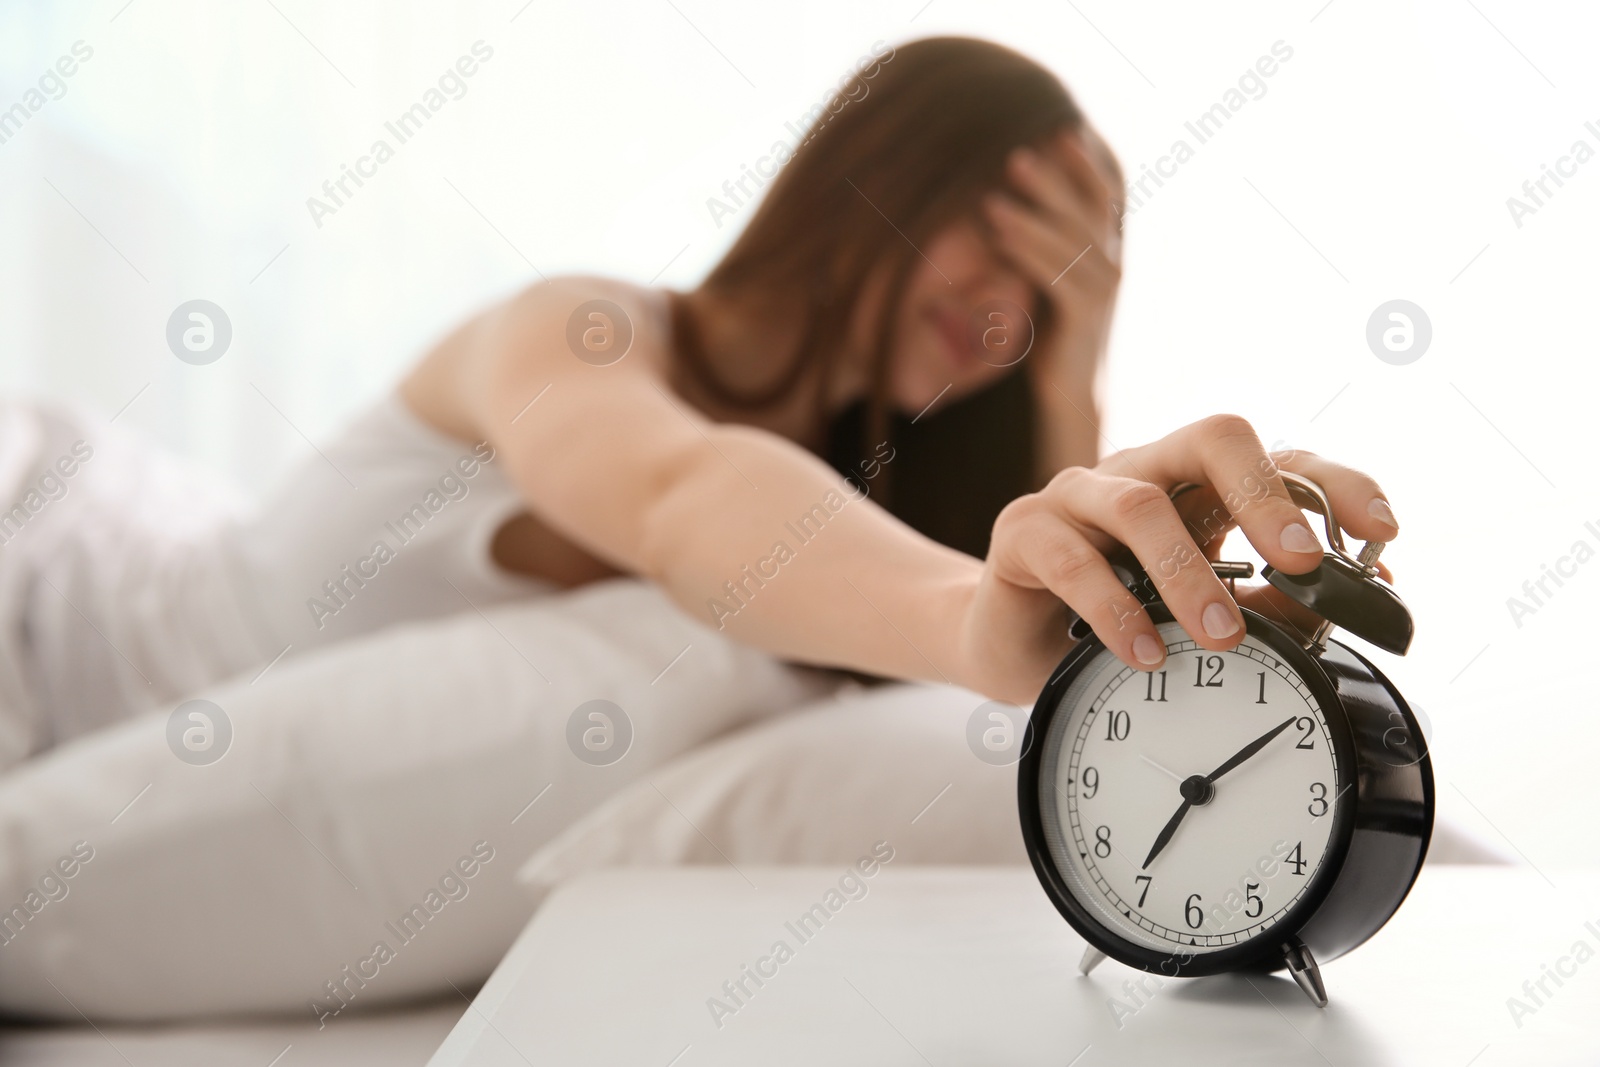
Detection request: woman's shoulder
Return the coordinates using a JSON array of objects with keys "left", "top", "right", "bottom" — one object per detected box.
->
[
  {"left": 402, "top": 275, "right": 675, "bottom": 437},
  {"left": 494, "top": 275, "right": 673, "bottom": 357}
]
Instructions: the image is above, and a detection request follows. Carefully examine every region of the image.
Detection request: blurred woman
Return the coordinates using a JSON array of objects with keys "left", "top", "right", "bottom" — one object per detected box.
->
[{"left": 0, "top": 35, "right": 1398, "bottom": 767}]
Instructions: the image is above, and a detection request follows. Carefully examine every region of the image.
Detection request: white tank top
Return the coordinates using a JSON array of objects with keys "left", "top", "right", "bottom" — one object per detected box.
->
[{"left": 233, "top": 390, "right": 555, "bottom": 658}]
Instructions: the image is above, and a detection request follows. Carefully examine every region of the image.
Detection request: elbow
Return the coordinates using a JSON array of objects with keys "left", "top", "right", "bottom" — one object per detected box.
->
[{"left": 635, "top": 423, "right": 781, "bottom": 586}]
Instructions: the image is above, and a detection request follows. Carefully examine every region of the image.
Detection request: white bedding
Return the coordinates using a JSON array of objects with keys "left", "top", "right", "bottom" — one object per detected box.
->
[{"left": 0, "top": 577, "right": 838, "bottom": 1021}]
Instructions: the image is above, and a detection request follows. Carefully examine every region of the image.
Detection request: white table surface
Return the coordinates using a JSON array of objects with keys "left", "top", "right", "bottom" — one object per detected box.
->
[{"left": 429, "top": 864, "right": 1600, "bottom": 1066}]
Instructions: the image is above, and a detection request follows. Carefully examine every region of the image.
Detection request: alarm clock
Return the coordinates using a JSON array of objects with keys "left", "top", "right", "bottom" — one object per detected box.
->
[{"left": 1017, "top": 470, "right": 1433, "bottom": 1007}]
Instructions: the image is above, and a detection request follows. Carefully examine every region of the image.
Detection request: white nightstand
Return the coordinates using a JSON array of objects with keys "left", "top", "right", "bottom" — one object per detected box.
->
[{"left": 429, "top": 865, "right": 1600, "bottom": 1066}]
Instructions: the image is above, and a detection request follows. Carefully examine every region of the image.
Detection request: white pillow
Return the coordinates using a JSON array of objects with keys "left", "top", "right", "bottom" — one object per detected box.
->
[
  {"left": 0, "top": 578, "right": 839, "bottom": 1022},
  {"left": 516, "top": 682, "right": 1030, "bottom": 898},
  {"left": 516, "top": 683, "right": 1509, "bottom": 901}
]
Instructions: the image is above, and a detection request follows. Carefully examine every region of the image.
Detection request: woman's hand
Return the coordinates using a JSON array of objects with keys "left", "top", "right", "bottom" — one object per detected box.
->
[
  {"left": 954, "top": 414, "right": 1402, "bottom": 706},
  {"left": 982, "top": 126, "right": 1124, "bottom": 391},
  {"left": 982, "top": 125, "right": 1126, "bottom": 476}
]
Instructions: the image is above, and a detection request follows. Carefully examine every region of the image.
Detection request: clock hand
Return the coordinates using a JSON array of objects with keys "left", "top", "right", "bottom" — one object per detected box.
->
[
  {"left": 1204, "top": 716, "right": 1299, "bottom": 783},
  {"left": 1141, "top": 798, "right": 1192, "bottom": 870},
  {"left": 1141, "top": 754, "right": 1183, "bottom": 782},
  {"left": 1140, "top": 717, "right": 1298, "bottom": 871}
]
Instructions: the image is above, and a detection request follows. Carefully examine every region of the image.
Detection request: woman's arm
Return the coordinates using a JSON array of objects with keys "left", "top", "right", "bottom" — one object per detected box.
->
[
  {"left": 1032, "top": 352, "right": 1106, "bottom": 481},
  {"left": 468, "top": 286, "right": 983, "bottom": 692},
  {"left": 463, "top": 283, "right": 1400, "bottom": 708}
]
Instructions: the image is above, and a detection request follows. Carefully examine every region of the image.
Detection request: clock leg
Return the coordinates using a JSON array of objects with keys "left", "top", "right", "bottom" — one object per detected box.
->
[
  {"left": 1079, "top": 947, "right": 1107, "bottom": 975},
  {"left": 1283, "top": 940, "right": 1328, "bottom": 1008}
]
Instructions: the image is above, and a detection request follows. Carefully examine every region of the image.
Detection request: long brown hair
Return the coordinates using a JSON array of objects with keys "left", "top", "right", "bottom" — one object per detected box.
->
[{"left": 671, "top": 36, "right": 1089, "bottom": 557}]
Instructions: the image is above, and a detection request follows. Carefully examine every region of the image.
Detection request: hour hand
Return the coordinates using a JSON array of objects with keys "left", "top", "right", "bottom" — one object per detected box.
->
[{"left": 1141, "top": 799, "right": 1192, "bottom": 869}]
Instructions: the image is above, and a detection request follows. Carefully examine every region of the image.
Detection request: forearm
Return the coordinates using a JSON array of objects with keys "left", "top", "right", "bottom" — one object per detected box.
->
[
  {"left": 639, "top": 424, "right": 983, "bottom": 688},
  {"left": 1033, "top": 345, "right": 1105, "bottom": 486},
  {"left": 1036, "top": 380, "right": 1102, "bottom": 485}
]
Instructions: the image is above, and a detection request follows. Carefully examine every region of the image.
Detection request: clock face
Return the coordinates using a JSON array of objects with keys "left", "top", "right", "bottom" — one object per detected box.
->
[{"left": 1035, "top": 618, "right": 1349, "bottom": 959}]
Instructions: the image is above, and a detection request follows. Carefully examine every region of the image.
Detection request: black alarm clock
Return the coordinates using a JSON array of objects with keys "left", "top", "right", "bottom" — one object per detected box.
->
[{"left": 1017, "top": 470, "right": 1433, "bottom": 1007}]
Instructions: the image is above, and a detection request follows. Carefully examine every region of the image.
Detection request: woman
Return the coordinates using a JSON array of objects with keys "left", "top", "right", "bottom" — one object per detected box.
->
[
  {"left": 399, "top": 35, "right": 1399, "bottom": 706},
  {"left": 0, "top": 35, "right": 1397, "bottom": 767}
]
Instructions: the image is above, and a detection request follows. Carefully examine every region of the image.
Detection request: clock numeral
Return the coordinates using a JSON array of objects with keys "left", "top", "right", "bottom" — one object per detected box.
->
[
  {"left": 1094, "top": 825, "right": 1112, "bottom": 858},
  {"left": 1308, "top": 782, "right": 1329, "bottom": 817},
  {"left": 1285, "top": 841, "right": 1307, "bottom": 876},
  {"left": 1144, "top": 670, "right": 1168, "bottom": 702},
  {"left": 1256, "top": 671, "right": 1268, "bottom": 704},
  {"left": 1104, "top": 710, "right": 1131, "bottom": 741},
  {"left": 1184, "top": 893, "right": 1203, "bottom": 930},
  {"left": 1134, "top": 874, "right": 1152, "bottom": 907},
  {"left": 1081, "top": 766, "right": 1099, "bottom": 799},
  {"left": 1244, "top": 882, "right": 1263, "bottom": 919},
  {"left": 1193, "top": 654, "right": 1224, "bottom": 688},
  {"left": 1295, "top": 716, "right": 1316, "bottom": 750}
]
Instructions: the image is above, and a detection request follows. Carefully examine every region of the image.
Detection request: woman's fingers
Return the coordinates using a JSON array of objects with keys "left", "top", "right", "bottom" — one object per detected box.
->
[
  {"left": 1065, "top": 125, "right": 1127, "bottom": 217},
  {"left": 1006, "top": 144, "right": 1098, "bottom": 229},
  {"left": 984, "top": 194, "right": 1104, "bottom": 292},
  {"left": 1054, "top": 131, "right": 1119, "bottom": 218},
  {"left": 998, "top": 413, "right": 1402, "bottom": 676},
  {"left": 1273, "top": 448, "right": 1401, "bottom": 543},
  {"left": 1042, "top": 467, "right": 1247, "bottom": 653},
  {"left": 1166, "top": 458, "right": 1401, "bottom": 574},
  {"left": 981, "top": 194, "right": 1064, "bottom": 287},
  {"left": 1001, "top": 143, "right": 1118, "bottom": 255},
  {"left": 1106, "top": 415, "right": 1330, "bottom": 577},
  {"left": 992, "top": 496, "right": 1167, "bottom": 671},
  {"left": 1169, "top": 484, "right": 1236, "bottom": 559}
]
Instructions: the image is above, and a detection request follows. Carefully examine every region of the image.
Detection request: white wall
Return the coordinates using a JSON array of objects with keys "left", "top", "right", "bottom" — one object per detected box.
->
[{"left": 1, "top": 0, "right": 1595, "bottom": 869}]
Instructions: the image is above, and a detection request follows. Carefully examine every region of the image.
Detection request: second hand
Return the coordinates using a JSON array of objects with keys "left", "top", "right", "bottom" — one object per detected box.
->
[{"left": 1142, "top": 754, "right": 1183, "bottom": 782}]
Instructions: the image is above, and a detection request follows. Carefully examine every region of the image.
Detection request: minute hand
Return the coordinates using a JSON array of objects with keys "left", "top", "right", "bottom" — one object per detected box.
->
[{"left": 1205, "top": 716, "right": 1298, "bottom": 783}]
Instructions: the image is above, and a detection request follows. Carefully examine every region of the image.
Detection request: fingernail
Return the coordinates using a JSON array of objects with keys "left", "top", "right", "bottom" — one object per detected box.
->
[
  {"left": 1133, "top": 633, "right": 1164, "bottom": 665},
  {"left": 1203, "top": 602, "right": 1240, "bottom": 640},
  {"left": 1280, "top": 521, "right": 1321, "bottom": 554},
  {"left": 1368, "top": 496, "right": 1398, "bottom": 531}
]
